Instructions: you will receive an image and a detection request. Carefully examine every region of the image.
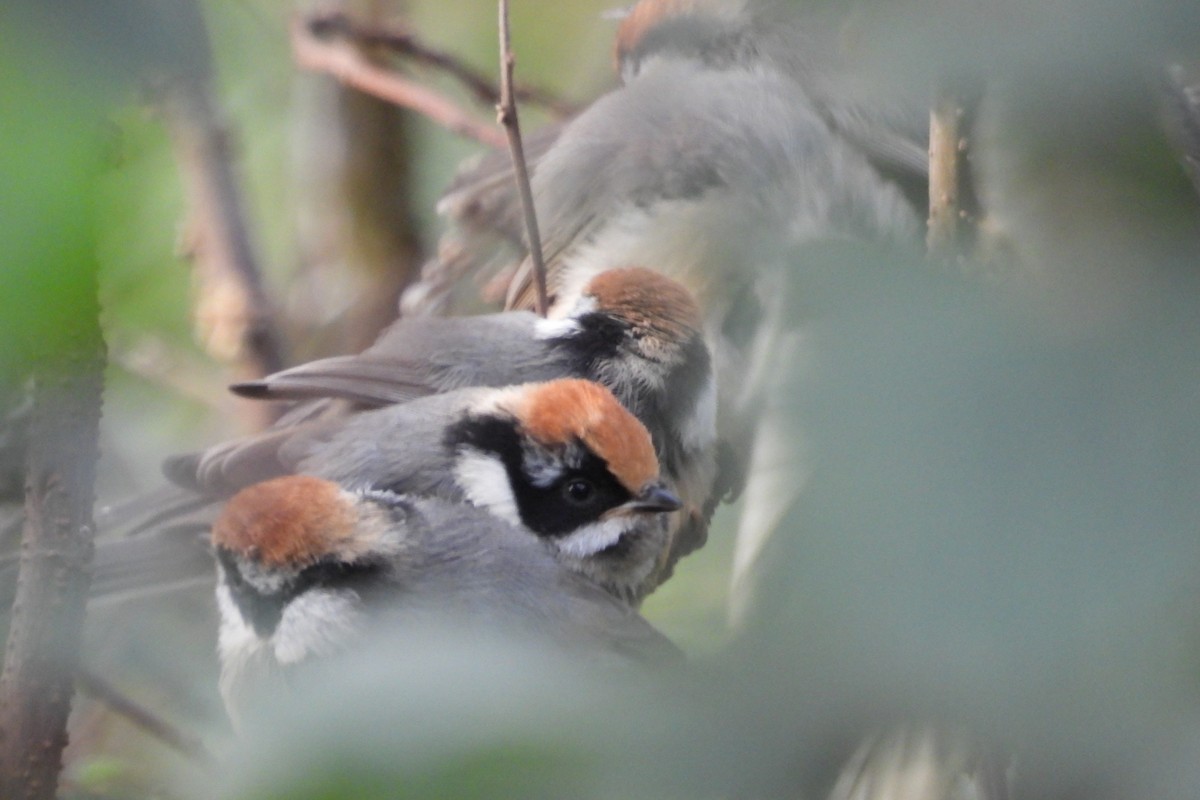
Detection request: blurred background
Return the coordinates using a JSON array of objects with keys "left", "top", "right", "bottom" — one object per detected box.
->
[{"left": 3, "top": 0, "right": 1200, "bottom": 797}]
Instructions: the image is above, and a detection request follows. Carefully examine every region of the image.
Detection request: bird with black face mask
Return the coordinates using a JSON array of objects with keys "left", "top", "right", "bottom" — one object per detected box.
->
[
  {"left": 212, "top": 474, "right": 682, "bottom": 727},
  {"left": 416, "top": 0, "right": 925, "bottom": 604},
  {"left": 155, "top": 379, "right": 683, "bottom": 606}
]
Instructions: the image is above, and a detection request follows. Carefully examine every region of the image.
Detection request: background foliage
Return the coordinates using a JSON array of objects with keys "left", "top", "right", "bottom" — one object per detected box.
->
[{"left": 3, "top": 0, "right": 1200, "bottom": 798}]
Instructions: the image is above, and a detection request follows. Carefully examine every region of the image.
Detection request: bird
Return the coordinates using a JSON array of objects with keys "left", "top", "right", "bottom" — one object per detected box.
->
[
  {"left": 86, "top": 269, "right": 712, "bottom": 608},
  {"left": 212, "top": 474, "right": 682, "bottom": 726},
  {"left": 610, "top": 0, "right": 929, "bottom": 185},
  {"left": 157, "top": 378, "right": 685, "bottom": 605},
  {"left": 422, "top": 0, "right": 923, "bottom": 313},
  {"left": 413, "top": 0, "right": 926, "bottom": 588},
  {"left": 495, "top": 0, "right": 925, "bottom": 629},
  {"left": 499, "top": 49, "right": 920, "bottom": 316},
  {"left": 223, "top": 266, "right": 718, "bottom": 588},
  {"left": 417, "top": 7, "right": 1013, "bottom": 799}
]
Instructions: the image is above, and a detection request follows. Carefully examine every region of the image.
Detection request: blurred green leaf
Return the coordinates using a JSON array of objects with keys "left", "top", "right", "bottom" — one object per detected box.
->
[
  {"left": 745, "top": 243, "right": 1200, "bottom": 792},
  {"left": 0, "top": 37, "right": 107, "bottom": 385}
]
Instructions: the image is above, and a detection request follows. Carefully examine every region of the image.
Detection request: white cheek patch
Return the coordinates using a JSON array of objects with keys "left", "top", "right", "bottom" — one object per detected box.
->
[
  {"left": 217, "top": 582, "right": 366, "bottom": 669},
  {"left": 534, "top": 313, "right": 582, "bottom": 339},
  {"left": 454, "top": 450, "right": 521, "bottom": 526},
  {"left": 273, "top": 588, "right": 364, "bottom": 665},
  {"left": 554, "top": 517, "right": 636, "bottom": 559},
  {"left": 536, "top": 283, "right": 598, "bottom": 329},
  {"left": 216, "top": 583, "right": 262, "bottom": 667}
]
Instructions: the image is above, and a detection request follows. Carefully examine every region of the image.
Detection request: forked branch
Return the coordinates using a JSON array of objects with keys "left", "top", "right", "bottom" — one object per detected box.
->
[
  {"left": 293, "top": 15, "right": 507, "bottom": 149},
  {"left": 309, "top": 11, "right": 577, "bottom": 117}
]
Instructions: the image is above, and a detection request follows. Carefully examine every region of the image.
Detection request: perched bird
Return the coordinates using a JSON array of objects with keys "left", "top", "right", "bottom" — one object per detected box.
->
[
  {"left": 610, "top": 0, "right": 929, "bottom": 188},
  {"left": 422, "top": 7, "right": 1013, "bottom": 799},
  {"left": 169, "top": 378, "right": 684, "bottom": 604},
  {"left": 227, "top": 267, "right": 717, "bottom": 586},
  {"left": 498, "top": 44, "right": 919, "bottom": 316},
  {"left": 417, "top": 0, "right": 925, "bottom": 595},
  {"left": 213, "top": 474, "right": 681, "bottom": 725},
  {"left": 500, "top": 1, "right": 924, "bottom": 630},
  {"left": 424, "top": 0, "right": 926, "bottom": 321}
]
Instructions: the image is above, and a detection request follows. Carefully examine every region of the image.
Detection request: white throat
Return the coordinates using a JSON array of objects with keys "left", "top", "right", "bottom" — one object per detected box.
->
[{"left": 553, "top": 517, "right": 638, "bottom": 559}]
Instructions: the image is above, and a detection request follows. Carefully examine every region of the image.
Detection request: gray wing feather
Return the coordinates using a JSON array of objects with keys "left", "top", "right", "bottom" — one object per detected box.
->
[
  {"left": 290, "top": 389, "right": 492, "bottom": 501},
  {"left": 437, "top": 123, "right": 566, "bottom": 241},
  {"left": 233, "top": 311, "right": 564, "bottom": 405},
  {"left": 507, "top": 60, "right": 920, "bottom": 308},
  {"left": 166, "top": 389, "right": 482, "bottom": 501},
  {"left": 232, "top": 356, "right": 438, "bottom": 406},
  {"left": 164, "top": 421, "right": 333, "bottom": 497}
]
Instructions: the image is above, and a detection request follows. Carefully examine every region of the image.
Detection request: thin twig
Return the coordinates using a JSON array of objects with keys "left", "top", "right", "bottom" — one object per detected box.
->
[
  {"left": 308, "top": 11, "right": 577, "bottom": 117},
  {"left": 497, "top": 0, "right": 549, "bottom": 317},
  {"left": 292, "top": 16, "right": 507, "bottom": 149},
  {"left": 75, "top": 666, "right": 214, "bottom": 765},
  {"left": 926, "top": 91, "right": 963, "bottom": 259}
]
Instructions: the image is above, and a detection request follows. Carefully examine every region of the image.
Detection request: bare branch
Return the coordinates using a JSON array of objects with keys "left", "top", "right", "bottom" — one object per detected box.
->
[
  {"left": 497, "top": 0, "right": 549, "bottom": 317},
  {"left": 926, "top": 91, "right": 964, "bottom": 259},
  {"left": 75, "top": 666, "right": 213, "bottom": 765},
  {"left": 292, "top": 16, "right": 507, "bottom": 150},
  {"left": 160, "top": 80, "right": 288, "bottom": 386},
  {"left": 308, "top": 11, "right": 578, "bottom": 118},
  {"left": 0, "top": 280, "right": 104, "bottom": 800}
]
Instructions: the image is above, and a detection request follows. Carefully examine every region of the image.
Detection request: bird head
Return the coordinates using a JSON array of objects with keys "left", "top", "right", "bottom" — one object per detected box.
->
[
  {"left": 211, "top": 475, "right": 409, "bottom": 663},
  {"left": 613, "top": 0, "right": 753, "bottom": 82},
  {"left": 210, "top": 475, "right": 420, "bottom": 724},
  {"left": 447, "top": 378, "right": 681, "bottom": 601}
]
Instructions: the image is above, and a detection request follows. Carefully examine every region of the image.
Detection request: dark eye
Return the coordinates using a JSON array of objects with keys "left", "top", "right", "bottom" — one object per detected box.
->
[{"left": 563, "top": 478, "right": 595, "bottom": 505}]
